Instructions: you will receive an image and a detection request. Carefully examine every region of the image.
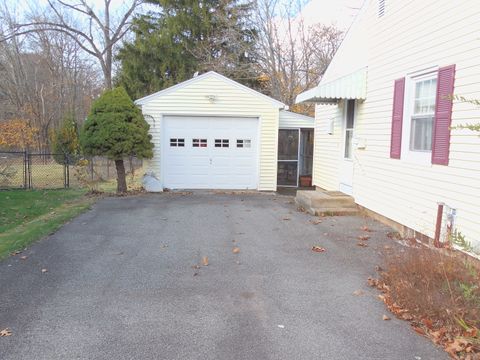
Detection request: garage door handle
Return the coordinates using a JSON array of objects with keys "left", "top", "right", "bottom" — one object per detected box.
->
[{"left": 209, "top": 158, "right": 212, "bottom": 165}]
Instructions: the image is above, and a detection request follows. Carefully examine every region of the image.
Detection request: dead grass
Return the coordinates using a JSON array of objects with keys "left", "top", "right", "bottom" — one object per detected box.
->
[{"left": 377, "top": 246, "right": 480, "bottom": 358}]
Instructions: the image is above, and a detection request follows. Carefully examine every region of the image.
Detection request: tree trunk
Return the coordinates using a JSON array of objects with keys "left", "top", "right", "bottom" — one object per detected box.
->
[{"left": 115, "top": 159, "right": 127, "bottom": 193}]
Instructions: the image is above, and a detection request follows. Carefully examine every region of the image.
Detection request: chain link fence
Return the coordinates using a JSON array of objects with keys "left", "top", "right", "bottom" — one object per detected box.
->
[
  {"left": 0, "top": 151, "right": 27, "bottom": 189},
  {"left": 0, "top": 151, "right": 143, "bottom": 190}
]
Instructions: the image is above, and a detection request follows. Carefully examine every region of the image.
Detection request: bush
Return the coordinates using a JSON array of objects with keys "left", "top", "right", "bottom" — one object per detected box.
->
[
  {"left": 52, "top": 115, "right": 81, "bottom": 164},
  {"left": 379, "top": 246, "right": 480, "bottom": 357},
  {"left": 80, "top": 87, "right": 153, "bottom": 193}
]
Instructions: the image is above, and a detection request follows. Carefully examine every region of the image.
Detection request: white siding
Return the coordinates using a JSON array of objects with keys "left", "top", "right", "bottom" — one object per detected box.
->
[
  {"left": 139, "top": 74, "right": 281, "bottom": 191},
  {"left": 279, "top": 110, "right": 314, "bottom": 129},
  {"left": 313, "top": 0, "right": 480, "bottom": 248},
  {"left": 312, "top": 103, "right": 343, "bottom": 190}
]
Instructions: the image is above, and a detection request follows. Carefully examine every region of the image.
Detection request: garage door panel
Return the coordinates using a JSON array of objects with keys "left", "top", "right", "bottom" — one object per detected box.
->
[{"left": 163, "top": 116, "right": 258, "bottom": 189}]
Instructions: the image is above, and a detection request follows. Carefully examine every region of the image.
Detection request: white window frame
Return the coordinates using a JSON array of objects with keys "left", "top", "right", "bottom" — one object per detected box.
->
[{"left": 401, "top": 67, "right": 438, "bottom": 165}]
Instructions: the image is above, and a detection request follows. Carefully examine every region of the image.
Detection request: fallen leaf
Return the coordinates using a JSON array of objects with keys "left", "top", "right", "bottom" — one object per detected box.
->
[
  {"left": 353, "top": 289, "right": 364, "bottom": 296},
  {"left": 466, "top": 327, "right": 478, "bottom": 337},
  {"left": 445, "top": 338, "right": 468, "bottom": 356},
  {"left": 361, "top": 226, "right": 373, "bottom": 232},
  {"left": 311, "top": 246, "right": 326, "bottom": 253},
  {"left": 383, "top": 315, "right": 391, "bottom": 321},
  {"left": 10, "top": 251, "right": 21, "bottom": 256},
  {"left": 310, "top": 219, "right": 322, "bottom": 225},
  {"left": 357, "top": 242, "right": 368, "bottom": 247},
  {"left": 0, "top": 328, "right": 12, "bottom": 337},
  {"left": 413, "top": 327, "right": 426, "bottom": 336},
  {"left": 421, "top": 318, "right": 433, "bottom": 330},
  {"left": 282, "top": 217, "right": 291, "bottom": 221},
  {"left": 19, "top": 256, "right": 28, "bottom": 260},
  {"left": 358, "top": 235, "right": 370, "bottom": 241},
  {"left": 202, "top": 256, "right": 209, "bottom": 266},
  {"left": 41, "top": 268, "right": 48, "bottom": 273},
  {"left": 232, "top": 247, "right": 240, "bottom": 254},
  {"left": 367, "top": 277, "right": 379, "bottom": 287},
  {"left": 193, "top": 272, "right": 199, "bottom": 276}
]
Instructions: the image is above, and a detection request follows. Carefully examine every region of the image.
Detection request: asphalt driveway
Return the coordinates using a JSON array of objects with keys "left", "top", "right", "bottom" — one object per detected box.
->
[{"left": 0, "top": 192, "right": 447, "bottom": 360}]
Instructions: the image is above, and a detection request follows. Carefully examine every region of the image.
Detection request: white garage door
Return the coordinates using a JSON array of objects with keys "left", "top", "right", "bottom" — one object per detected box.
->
[{"left": 163, "top": 116, "right": 259, "bottom": 189}]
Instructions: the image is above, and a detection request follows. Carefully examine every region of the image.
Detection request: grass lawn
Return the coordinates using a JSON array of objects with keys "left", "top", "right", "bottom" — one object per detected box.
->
[{"left": 0, "top": 189, "right": 95, "bottom": 259}]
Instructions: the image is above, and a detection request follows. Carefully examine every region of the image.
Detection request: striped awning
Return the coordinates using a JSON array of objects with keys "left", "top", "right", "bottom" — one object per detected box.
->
[{"left": 296, "top": 67, "right": 367, "bottom": 104}]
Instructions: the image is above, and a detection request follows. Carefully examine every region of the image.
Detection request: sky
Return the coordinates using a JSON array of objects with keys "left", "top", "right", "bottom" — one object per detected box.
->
[
  {"left": 297, "top": 0, "right": 365, "bottom": 30},
  {"left": 8, "top": 0, "right": 364, "bottom": 32}
]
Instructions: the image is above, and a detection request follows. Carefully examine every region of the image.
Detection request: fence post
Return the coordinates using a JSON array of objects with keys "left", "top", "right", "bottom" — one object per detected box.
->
[
  {"left": 23, "top": 150, "right": 27, "bottom": 189},
  {"left": 63, "top": 154, "right": 70, "bottom": 189},
  {"left": 27, "top": 152, "right": 32, "bottom": 189}
]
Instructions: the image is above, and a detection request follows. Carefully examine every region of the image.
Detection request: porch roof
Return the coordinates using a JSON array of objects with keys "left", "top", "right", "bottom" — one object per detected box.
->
[{"left": 296, "top": 67, "right": 367, "bottom": 104}]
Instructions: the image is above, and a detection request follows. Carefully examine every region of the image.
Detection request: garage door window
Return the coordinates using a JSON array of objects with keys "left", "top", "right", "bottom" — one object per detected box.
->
[
  {"left": 237, "top": 139, "right": 251, "bottom": 148},
  {"left": 215, "top": 139, "right": 229, "bottom": 148},
  {"left": 170, "top": 138, "right": 185, "bottom": 147},
  {"left": 192, "top": 139, "right": 207, "bottom": 147}
]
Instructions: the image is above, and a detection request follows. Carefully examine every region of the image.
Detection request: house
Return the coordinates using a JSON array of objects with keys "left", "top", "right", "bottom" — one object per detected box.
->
[
  {"left": 296, "top": 0, "right": 480, "bottom": 248},
  {"left": 135, "top": 71, "right": 314, "bottom": 191}
]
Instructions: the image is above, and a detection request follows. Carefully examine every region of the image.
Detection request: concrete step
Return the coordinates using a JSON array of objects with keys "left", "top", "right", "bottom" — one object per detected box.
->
[
  {"left": 295, "top": 190, "right": 359, "bottom": 216},
  {"left": 296, "top": 190, "right": 356, "bottom": 208},
  {"left": 311, "top": 207, "right": 359, "bottom": 216}
]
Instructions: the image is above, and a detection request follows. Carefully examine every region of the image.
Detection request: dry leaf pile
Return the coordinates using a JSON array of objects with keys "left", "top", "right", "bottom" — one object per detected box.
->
[{"left": 368, "top": 246, "right": 480, "bottom": 359}]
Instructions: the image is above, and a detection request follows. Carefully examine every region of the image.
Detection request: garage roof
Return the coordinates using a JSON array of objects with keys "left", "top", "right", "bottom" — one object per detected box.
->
[
  {"left": 135, "top": 71, "right": 286, "bottom": 108},
  {"left": 279, "top": 110, "right": 314, "bottom": 129}
]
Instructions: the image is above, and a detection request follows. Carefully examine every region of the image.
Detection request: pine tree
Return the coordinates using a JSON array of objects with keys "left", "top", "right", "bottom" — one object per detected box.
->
[
  {"left": 80, "top": 87, "right": 154, "bottom": 193},
  {"left": 116, "top": 0, "right": 259, "bottom": 100}
]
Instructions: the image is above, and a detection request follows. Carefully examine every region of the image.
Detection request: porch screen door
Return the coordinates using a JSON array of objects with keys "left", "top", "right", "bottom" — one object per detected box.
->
[{"left": 277, "top": 129, "right": 299, "bottom": 186}]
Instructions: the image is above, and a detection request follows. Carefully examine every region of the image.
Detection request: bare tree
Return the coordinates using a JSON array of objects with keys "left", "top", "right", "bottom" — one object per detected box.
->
[
  {"left": 254, "top": 0, "right": 343, "bottom": 113},
  {"left": 0, "top": 13, "right": 100, "bottom": 152},
  {"left": 2, "top": 0, "right": 142, "bottom": 89}
]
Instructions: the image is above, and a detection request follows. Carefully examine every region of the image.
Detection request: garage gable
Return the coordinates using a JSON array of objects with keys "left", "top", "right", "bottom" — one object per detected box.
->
[{"left": 135, "top": 71, "right": 285, "bottom": 109}]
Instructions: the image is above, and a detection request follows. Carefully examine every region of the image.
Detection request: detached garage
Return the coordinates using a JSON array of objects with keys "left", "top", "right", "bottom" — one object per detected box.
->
[{"left": 135, "top": 71, "right": 312, "bottom": 191}]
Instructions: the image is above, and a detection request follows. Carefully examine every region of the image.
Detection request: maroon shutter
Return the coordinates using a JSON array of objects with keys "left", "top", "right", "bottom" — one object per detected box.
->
[
  {"left": 390, "top": 78, "right": 405, "bottom": 159},
  {"left": 432, "top": 65, "right": 456, "bottom": 165}
]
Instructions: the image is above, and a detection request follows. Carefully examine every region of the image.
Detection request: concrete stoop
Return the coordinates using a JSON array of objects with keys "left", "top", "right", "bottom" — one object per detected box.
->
[{"left": 295, "top": 189, "right": 359, "bottom": 216}]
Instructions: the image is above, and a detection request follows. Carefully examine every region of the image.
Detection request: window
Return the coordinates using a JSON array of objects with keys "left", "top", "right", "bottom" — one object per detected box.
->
[
  {"left": 344, "top": 100, "right": 355, "bottom": 159},
  {"left": 192, "top": 139, "right": 207, "bottom": 148},
  {"left": 236, "top": 139, "right": 251, "bottom": 148},
  {"left": 410, "top": 77, "right": 437, "bottom": 152},
  {"left": 170, "top": 138, "right": 185, "bottom": 147},
  {"left": 214, "top": 139, "right": 229, "bottom": 148},
  {"left": 391, "top": 65, "right": 455, "bottom": 165}
]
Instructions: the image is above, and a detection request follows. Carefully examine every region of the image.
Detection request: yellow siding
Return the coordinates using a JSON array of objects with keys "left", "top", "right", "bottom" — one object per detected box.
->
[
  {"left": 140, "top": 74, "right": 281, "bottom": 191},
  {"left": 313, "top": 0, "right": 480, "bottom": 247}
]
